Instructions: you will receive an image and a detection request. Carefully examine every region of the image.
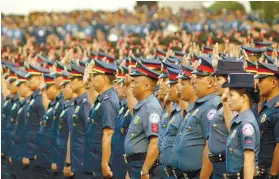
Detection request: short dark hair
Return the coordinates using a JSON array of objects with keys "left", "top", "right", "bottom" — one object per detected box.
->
[{"left": 231, "top": 88, "right": 259, "bottom": 107}]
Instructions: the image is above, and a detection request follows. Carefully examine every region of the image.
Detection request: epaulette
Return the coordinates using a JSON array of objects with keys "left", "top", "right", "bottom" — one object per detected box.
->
[
  {"left": 103, "top": 95, "right": 110, "bottom": 101},
  {"left": 82, "top": 98, "right": 87, "bottom": 103}
]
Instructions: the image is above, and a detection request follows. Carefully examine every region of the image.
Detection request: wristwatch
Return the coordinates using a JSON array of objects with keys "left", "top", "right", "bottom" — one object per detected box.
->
[
  {"left": 64, "top": 161, "right": 71, "bottom": 167},
  {"left": 140, "top": 171, "right": 149, "bottom": 176}
]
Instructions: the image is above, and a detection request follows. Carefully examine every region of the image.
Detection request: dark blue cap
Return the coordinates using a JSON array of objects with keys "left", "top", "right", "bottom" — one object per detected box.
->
[
  {"left": 60, "top": 71, "right": 71, "bottom": 86},
  {"left": 91, "top": 60, "right": 116, "bottom": 75},
  {"left": 15, "top": 69, "right": 28, "bottom": 86},
  {"left": 43, "top": 74, "right": 56, "bottom": 89},
  {"left": 245, "top": 60, "right": 257, "bottom": 73},
  {"left": 266, "top": 47, "right": 279, "bottom": 56},
  {"left": 192, "top": 56, "right": 214, "bottom": 76},
  {"left": 255, "top": 62, "right": 279, "bottom": 79},
  {"left": 254, "top": 41, "right": 273, "bottom": 48},
  {"left": 125, "top": 56, "right": 139, "bottom": 67},
  {"left": 154, "top": 48, "right": 166, "bottom": 57},
  {"left": 178, "top": 64, "right": 193, "bottom": 80},
  {"left": 166, "top": 57, "right": 180, "bottom": 64},
  {"left": 140, "top": 58, "right": 162, "bottom": 71},
  {"left": 174, "top": 51, "right": 186, "bottom": 58},
  {"left": 241, "top": 46, "right": 266, "bottom": 55},
  {"left": 70, "top": 64, "right": 85, "bottom": 78},
  {"left": 26, "top": 64, "right": 50, "bottom": 78},
  {"left": 167, "top": 67, "right": 183, "bottom": 84},
  {"left": 203, "top": 46, "right": 213, "bottom": 54},
  {"left": 116, "top": 65, "right": 129, "bottom": 79},
  {"left": 212, "top": 60, "right": 244, "bottom": 76},
  {"left": 263, "top": 54, "right": 275, "bottom": 64},
  {"left": 37, "top": 55, "right": 54, "bottom": 68},
  {"left": 79, "top": 60, "right": 88, "bottom": 67},
  {"left": 7, "top": 66, "right": 18, "bottom": 83},
  {"left": 130, "top": 61, "right": 160, "bottom": 81},
  {"left": 222, "top": 73, "right": 254, "bottom": 88},
  {"left": 96, "top": 52, "right": 115, "bottom": 63}
]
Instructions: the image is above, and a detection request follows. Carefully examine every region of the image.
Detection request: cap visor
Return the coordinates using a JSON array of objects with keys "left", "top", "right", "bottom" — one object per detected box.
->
[
  {"left": 130, "top": 71, "right": 145, "bottom": 77},
  {"left": 60, "top": 81, "right": 69, "bottom": 86},
  {"left": 158, "top": 73, "right": 169, "bottom": 79},
  {"left": 254, "top": 74, "right": 270, "bottom": 79},
  {"left": 191, "top": 70, "right": 209, "bottom": 76}
]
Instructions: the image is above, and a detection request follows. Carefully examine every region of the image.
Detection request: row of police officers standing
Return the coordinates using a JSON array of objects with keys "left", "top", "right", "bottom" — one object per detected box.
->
[{"left": 1, "top": 47, "right": 279, "bottom": 179}]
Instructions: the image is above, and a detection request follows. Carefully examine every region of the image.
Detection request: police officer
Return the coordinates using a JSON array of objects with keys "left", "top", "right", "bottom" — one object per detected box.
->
[
  {"left": 208, "top": 59, "right": 244, "bottom": 179},
  {"left": 222, "top": 73, "right": 260, "bottom": 179},
  {"left": 124, "top": 62, "right": 163, "bottom": 179},
  {"left": 56, "top": 71, "right": 76, "bottom": 179},
  {"left": 83, "top": 60, "right": 119, "bottom": 179},
  {"left": 160, "top": 67, "right": 188, "bottom": 179},
  {"left": 22, "top": 64, "right": 49, "bottom": 179},
  {"left": 175, "top": 57, "right": 220, "bottom": 179},
  {"left": 50, "top": 62, "right": 65, "bottom": 178},
  {"left": 63, "top": 64, "right": 91, "bottom": 178},
  {"left": 172, "top": 64, "right": 197, "bottom": 174},
  {"left": 111, "top": 66, "right": 132, "bottom": 179},
  {"left": 4, "top": 66, "right": 20, "bottom": 179},
  {"left": 255, "top": 62, "right": 279, "bottom": 178},
  {"left": 12, "top": 69, "right": 32, "bottom": 179},
  {"left": 34, "top": 73, "right": 61, "bottom": 179}
]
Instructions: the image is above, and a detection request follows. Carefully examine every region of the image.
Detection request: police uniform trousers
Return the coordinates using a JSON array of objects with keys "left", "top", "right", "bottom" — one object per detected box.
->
[
  {"left": 33, "top": 166, "right": 52, "bottom": 179},
  {"left": 1, "top": 156, "right": 11, "bottom": 179},
  {"left": 212, "top": 161, "right": 226, "bottom": 179},
  {"left": 127, "top": 160, "right": 161, "bottom": 179},
  {"left": 51, "top": 171, "right": 64, "bottom": 179},
  {"left": 21, "top": 159, "right": 36, "bottom": 179},
  {"left": 111, "top": 154, "right": 128, "bottom": 179}
]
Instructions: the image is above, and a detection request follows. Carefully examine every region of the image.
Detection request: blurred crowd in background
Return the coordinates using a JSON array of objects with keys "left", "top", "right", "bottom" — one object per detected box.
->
[{"left": 1, "top": 3, "right": 279, "bottom": 67}]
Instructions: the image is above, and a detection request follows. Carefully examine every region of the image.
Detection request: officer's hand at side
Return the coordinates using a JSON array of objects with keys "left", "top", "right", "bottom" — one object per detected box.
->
[
  {"left": 63, "top": 166, "right": 74, "bottom": 177},
  {"left": 102, "top": 164, "right": 113, "bottom": 178},
  {"left": 9, "top": 157, "right": 12, "bottom": 164},
  {"left": 51, "top": 163, "right": 58, "bottom": 172},
  {"left": 22, "top": 157, "right": 30, "bottom": 166},
  {"left": 141, "top": 174, "right": 150, "bottom": 179}
]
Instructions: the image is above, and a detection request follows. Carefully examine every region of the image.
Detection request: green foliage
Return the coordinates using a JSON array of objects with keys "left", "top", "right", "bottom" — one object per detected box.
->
[
  {"left": 209, "top": 1, "right": 246, "bottom": 13},
  {"left": 250, "top": 1, "right": 279, "bottom": 20}
]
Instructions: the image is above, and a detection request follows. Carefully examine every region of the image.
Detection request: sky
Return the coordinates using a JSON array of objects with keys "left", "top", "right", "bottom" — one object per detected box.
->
[{"left": 0, "top": 0, "right": 251, "bottom": 15}]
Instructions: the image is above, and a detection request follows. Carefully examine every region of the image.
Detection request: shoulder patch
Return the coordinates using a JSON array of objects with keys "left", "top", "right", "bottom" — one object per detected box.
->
[
  {"left": 242, "top": 123, "right": 255, "bottom": 136},
  {"left": 207, "top": 109, "right": 217, "bottom": 120},
  {"left": 149, "top": 113, "right": 160, "bottom": 124}
]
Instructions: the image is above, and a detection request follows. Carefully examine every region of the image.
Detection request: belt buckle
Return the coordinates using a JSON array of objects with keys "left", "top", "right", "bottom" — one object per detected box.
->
[
  {"left": 183, "top": 172, "right": 189, "bottom": 179},
  {"left": 164, "top": 167, "right": 170, "bottom": 177},
  {"left": 123, "top": 154, "right": 128, "bottom": 164},
  {"left": 173, "top": 169, "right": 178, "bottom": 179}
]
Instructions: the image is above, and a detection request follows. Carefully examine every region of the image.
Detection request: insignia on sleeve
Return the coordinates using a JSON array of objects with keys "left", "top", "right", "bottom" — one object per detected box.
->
[
  {"left": 149, "top": 113, "right": 160, "bottom": 124},
  {"left": 260, "top": 114, "right": 266, "bottom": 123},
  {"left": 242, "top": 123, "right": 255, "bottom": 136},
  {"left": 192, "top": 108, "right": 199, "bottom": 116},
  {"left": 207, "top": 109, "right": 217, "bottom": 120},
  {"left": 152, "top": 123, "right": 159, "bottom": 133},
  {"left": 133, "top": 116, "right": 141, "bottom": 125}
]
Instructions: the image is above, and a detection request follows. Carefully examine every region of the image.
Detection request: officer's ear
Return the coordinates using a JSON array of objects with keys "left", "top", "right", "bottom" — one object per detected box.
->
[{"left": 206, "top": 76, "right": 215, "bottom": 88}]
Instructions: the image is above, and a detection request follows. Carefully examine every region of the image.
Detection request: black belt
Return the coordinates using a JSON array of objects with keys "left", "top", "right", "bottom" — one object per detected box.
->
[
  {"left": 255, "top": 166, "right": 278, "bottom": 179},
  {"left": 123, "top": 153, "right": 146, "bottom": 163},
  {"left": 173, "top": 168, "right": 201, "bottom": 179},
  {"left": 223, "top": 171, "right": 242, "bottom": 179},
  {"left": 164, "top": 166, "right": 174, "bottom": 177},
  {"left": 208, "top": 153, "right": 226, "bottom": 163}
]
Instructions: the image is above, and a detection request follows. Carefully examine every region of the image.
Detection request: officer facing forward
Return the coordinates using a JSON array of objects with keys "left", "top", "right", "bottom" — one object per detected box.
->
[
  {"left": 255, "top": 62, "right": 279, "bottom": 179},
  {"left": 83, "top": 60, "right": 119, "bottom": 179},
  {"left": 124, "top": 62, "right": 163, "bottom": 179}
]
